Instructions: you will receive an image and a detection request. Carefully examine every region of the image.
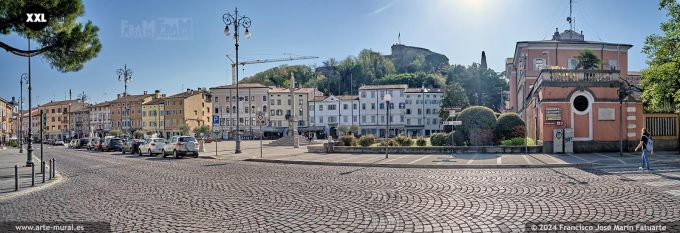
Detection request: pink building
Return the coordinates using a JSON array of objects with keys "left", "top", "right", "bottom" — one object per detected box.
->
[{"left": 507, "top": 29, "right": 643, "bottom": 153}]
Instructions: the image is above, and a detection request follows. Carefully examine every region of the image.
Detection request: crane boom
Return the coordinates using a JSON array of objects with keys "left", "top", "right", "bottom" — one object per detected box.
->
[{"left": 229, "top": 55, "right": 318, "bottom": 84}]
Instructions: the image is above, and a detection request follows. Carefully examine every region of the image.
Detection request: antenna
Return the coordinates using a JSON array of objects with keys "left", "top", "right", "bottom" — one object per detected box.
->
[{"left": 567, "top": 0, "right": 574, "bottom": 31}]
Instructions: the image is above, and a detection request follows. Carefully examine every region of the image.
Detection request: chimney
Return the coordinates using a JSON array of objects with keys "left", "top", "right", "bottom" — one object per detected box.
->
[
  {"left": 186, "top": 88, "right": 191, "bottom": 92},
  {"left": 117, "top": 94, "right": 121, "bottom": 99},
  {"left": 143, "top": 91, "right": 148, "bottom": 95}
]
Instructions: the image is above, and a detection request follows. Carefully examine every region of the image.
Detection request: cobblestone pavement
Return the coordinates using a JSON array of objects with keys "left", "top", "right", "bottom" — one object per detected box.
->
[{"left": 0, "top": 146, "right": 679, "bottom": 232}]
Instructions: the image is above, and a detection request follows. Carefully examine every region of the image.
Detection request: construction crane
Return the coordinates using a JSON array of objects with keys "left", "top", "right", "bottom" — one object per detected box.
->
[{"left": 227, "top": 54, "right": 318, "bottom": 84}]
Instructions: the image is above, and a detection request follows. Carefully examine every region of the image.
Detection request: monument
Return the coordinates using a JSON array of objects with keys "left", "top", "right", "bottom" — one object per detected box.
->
[{"left": 267, "top": 72, "right": 308, "bottom": 147}]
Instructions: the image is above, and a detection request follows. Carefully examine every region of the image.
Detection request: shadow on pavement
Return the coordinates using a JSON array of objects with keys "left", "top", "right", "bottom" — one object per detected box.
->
[{"left": 338, "top": 158, "right": 388, "bottom": 175}]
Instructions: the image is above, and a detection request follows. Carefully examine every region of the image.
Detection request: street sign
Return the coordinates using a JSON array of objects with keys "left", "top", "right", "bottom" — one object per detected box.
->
[
  {"left": 212, "top": 115, "right": 220, "bottom": 125},
  {"left": 443, "top": 121, "right": 462, "bottom": 126}
]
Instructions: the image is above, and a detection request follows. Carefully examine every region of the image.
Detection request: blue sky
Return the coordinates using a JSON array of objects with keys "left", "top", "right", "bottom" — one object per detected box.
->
[{"left": 0, "top": 0, "right": 668, "bottom": 105}]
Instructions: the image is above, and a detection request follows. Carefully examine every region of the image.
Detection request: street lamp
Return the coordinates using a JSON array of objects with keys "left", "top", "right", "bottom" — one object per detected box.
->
[
  {"left": 383, "top": 93, "right": 392, "bottom": 159},
  {"left": 117, "top": 65, "right": 133, "bottom": 137},
  {"left": 223, "top": 7, "right": 252, "bottom": 154},
  {"left": 19, "top": 73, "right": 28, "bottom": 153}
]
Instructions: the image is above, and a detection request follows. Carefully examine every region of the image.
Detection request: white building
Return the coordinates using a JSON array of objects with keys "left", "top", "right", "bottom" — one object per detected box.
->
[
  {"left": 89, "top": 101, "right": 112, "bottom": 137},
  {"left": 309, "top": 95, "right": 360, "bottom": 138},
  {"left": 209, "top": 83, "right": 271, "bottom": 139},
  {"left": 358, "top": 85, "right": 408, "bottom": 137},
  {"left": 404, "top": 87, "right": 444, "bottom": 136}
]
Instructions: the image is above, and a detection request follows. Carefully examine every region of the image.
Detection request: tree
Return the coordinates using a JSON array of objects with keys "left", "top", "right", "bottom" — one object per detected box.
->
[
  {"left": 439, "top": 82, "right": 470, "bottom": 122},
  {"left": 641, "top": 0, "right": 680, "bottom": 112},
  {"left": 575, "top": 49, "right": 601, "bottom": 70},
  {"left": 0, "top": 0, "right": 102, "bottom": 72},
  {"left": 337, "top": 125, "right": 350, "bottom": 136},
  {"left": 77, "top": 92, "right": 88, "bottom": 101},
  {"left": 108, "top": 129, "right": 122, "bottom": 137},
  {"left": 193, "top": 125, "right": 211, "bottom": 138},
  {"left": 350, "top": 124, "right": 360, "bottom": 135},
  {"left": 179, "top": 124, "right": 190, "bottom": 136},
  {"left": 446, "top": 63, "right": 507, "bottom": 110}
]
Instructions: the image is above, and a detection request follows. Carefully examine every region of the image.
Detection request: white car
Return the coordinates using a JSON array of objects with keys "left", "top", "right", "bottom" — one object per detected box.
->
[
  {"left": 69, "top": 139, "right": 78, "bottom": 148},
  {"left": 138, "top": 138, "right": 166, "bottom": 156},
  {"left": 162, "top": 136, "right": 198, "bottom": 158},
  {"left": 54, "top": 140, "right": 65, "bottom": 146}
]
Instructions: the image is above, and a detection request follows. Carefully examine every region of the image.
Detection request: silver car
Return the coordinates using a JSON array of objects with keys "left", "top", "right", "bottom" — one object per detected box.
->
[
  {"left": 162, "top": 136, "right": 198, "bottom": 158},
  {"left": 138, "top": 138, "right": 166, "bottom": 156}
]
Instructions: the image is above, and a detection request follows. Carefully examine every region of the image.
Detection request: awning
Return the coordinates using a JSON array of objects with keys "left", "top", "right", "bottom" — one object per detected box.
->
[
  {"left": 262, "top": 127, "right": 285, "bottom": 133},
  {"left": 299, "top": 126, "right": 325, "bottom": 132}
]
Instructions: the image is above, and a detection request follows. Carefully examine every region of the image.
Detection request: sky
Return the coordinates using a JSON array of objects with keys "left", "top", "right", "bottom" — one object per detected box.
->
[{"left": 0, "top": 0, "right": 669, "bottom": 106}]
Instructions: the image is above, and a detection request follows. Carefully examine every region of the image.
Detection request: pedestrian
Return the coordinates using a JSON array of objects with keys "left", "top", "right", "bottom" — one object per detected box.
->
[{"left": 634, "top": 128, "right": 654, "bottom": 172}]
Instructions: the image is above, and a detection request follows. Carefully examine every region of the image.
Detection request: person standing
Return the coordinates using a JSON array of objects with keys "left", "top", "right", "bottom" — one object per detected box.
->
[{"left": 635, "top": 128, "right": 654, "bottom": 172}]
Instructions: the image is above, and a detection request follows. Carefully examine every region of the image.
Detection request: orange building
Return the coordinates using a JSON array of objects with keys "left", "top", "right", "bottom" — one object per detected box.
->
[{"left": 507, "top": 29, "right": 643, "bottom": 153}]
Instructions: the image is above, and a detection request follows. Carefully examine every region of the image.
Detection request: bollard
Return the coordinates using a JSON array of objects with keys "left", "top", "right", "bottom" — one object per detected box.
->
[
  {"left": 48, "top": 159, "right": 52, "bottom": 180},
  {"left": 42, "top": 160, "right": 45, "bottom": 183},
  {"left": 52, "top": 159, "right": 56, "bottom": 178},
  {"left": 15, "top": 165, "right": 19, "bottom": 191},
  {"left": 31, "top": 164, "right": 35, "bottom": 187}
]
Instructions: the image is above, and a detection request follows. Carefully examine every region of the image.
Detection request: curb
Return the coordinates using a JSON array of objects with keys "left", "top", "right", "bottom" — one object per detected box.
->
[
  {"left": 0, "top": 173, "right": 64, "bottom": 202},
  {"left": 243, "top": 158, "right": 595, "bottom": 169}
]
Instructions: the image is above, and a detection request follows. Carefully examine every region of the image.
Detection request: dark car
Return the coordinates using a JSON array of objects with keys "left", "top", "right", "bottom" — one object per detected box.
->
[
  {"left": 78, "top": 138, "right": 90, "bottom": 149},
  {"left": 105, "top": 138, "right": 124, "bottom": 152},
  {"left": 122, "top": 139, "right": 144, "bottom": 154}
]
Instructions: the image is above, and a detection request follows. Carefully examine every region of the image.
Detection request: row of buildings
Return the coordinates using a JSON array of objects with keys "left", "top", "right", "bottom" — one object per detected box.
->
[{"left": 3, "top": 82, "right": 444, "bottom": 141}]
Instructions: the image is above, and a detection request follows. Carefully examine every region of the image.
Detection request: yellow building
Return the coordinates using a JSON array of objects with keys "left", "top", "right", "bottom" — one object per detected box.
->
[
  {"left": 142, "top": 97, "right": 165, "bottom": 137},
  {"left": 163, "top": 88, "right": 212, "bottom": 136},
  {"left": 40, "top": 99, "right": 86, "bottom": 140},
  {"left": 0, "top": 97, "right": 15, "bottom": 143}
]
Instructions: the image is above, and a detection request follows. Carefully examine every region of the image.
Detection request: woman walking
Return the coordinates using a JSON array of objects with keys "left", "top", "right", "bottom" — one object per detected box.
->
[{"left": 634, "top": 128, "right": 654, "bottom": 172}]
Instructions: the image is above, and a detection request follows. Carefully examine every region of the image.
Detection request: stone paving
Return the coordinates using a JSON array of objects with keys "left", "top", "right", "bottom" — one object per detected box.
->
[
  {"left": 0, "top": 148, "right": 57, "bottom": 197},
  {"left": 0, "top": 145, "right": 679, "bottom": 232}
]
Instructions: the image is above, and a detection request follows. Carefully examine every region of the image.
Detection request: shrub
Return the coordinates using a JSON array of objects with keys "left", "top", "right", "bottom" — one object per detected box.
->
[
  {"left": 430, "top": 133, "right": 449, "bottom": 146},
  {"left": 494, "top": 113, "right": 526, "bottom": 142},
  {"left": 450, "top": 130, "right": 466, "bottom": 146},
  {"left": 500, "top": 137, "right": 536, "bottom": 146},
  {"left": 379, "top": 139, "right": 398, "bottom": 147},
  {"left": 337, "top": 125, "right": 350, "bottom": 136},
  {"left": 358, "top": 134, "right": 376, "bottom": 147},
  {"left": 393, "top": 135, "right": 413, "bottom": 146},
  {"left": 457, "top": 106, "right": 497, "bottom": 146},
  {"left": 339, "top": 135, "right": 357, "bottom": 146},
  {"left": 415, "top": 137, "right": 427, "bottom": 146}
]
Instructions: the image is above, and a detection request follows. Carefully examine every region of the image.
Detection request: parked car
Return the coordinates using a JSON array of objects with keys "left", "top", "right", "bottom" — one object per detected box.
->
[
  {"left": 78, "top": 138, "right": 90, "bottom": 149},
  {"left": 87, "top": 138, "right": 99, "bottom": 150},
  {"left": 53, "top": 140, "right": 65, "bottom": 146},
  {"left": 162, "top": 136, "right": 199, "bottom": 158},
  {"left": 68, "top": 139, "right": 78, "bottom": 148},
  {"left": 139, "top": 138, "right": 166, "bottom": 156},
  {"left": 104, "top": 138, "right": 124, "bottom": 152},
  {"left": 122, "top": 139, "right": 144, "bottom": 154}
]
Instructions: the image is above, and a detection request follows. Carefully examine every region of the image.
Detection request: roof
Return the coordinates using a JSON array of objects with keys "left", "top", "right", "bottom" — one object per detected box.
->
[
  {"left": 71, "top": 107, "right": 90, "bottom": 113},
  {"left": 0, "top": 97, "right": 14, "bottom": 106},
  {"left": 310, "top": 95, "right": 359, "bottom": 102},
  {"left": 89, "top": 101, "right": 112, "bottom": 108},
  {"left": 211, "top": 83, "right": 269, "bottom": 89},
  {"left": 40, "top": 99, "right": 83, "bottom": 107},
  {"left": 144, "top": 98, "right": 166, "bottom": 105},
  {"left": 628, "top": 71, "right": 641, "bottom": 76},
  {"left": 268, "top": 87, "right": 320, "bottom": 94},
  {"left": 111, "top": 94, "right": 153, "bottom": 103},
  {"left": 165, "top": 89, "right": 209, "bottom": 99},
  {"left": 359, "top": 84, "right": 408, "bottom": 90},
  {"left": 405, "top": 87, "right": 443, "bottom": 93}
]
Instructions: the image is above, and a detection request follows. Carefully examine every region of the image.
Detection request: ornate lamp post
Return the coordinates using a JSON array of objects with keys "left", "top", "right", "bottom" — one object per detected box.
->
[
  {"left": 117, "top": 65, "right": 133, "bottom": 137},
  {"left": 19, "top": 73, "right": 28, "bottom": 153},
  {"left": 383, "top": 93, "right": 392, "bottom": 159},
  {"left": 223, "top": 8, "right": 252, "bottom": 154}
]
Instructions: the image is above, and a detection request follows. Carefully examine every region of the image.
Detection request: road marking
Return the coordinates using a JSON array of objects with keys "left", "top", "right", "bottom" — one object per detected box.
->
[
  {"left": 408, "top": 155, "right": 432, "bottom": 164},
  {"left": 380, "top": 155, "right": 408, "bottom": 164},
  {"left": 522, "top": 154, "right": 533, "bottom": 164},
  {"left": 466, "top": 153, "right": 479, "bottom": 165},
  {"left": 594, "top": 153, "right": 626, "bottom": 165},
  {"left": 497, "top": 156, "right": 502, "bottom": 165}
]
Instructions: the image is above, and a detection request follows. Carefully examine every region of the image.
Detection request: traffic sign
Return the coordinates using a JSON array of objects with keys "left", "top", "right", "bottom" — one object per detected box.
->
[
  {"left": 443, "top": 121, "right": 462, "bottom": 126},
  {"left": 212, "top": 115, "right": 220, "bottom": 125}
]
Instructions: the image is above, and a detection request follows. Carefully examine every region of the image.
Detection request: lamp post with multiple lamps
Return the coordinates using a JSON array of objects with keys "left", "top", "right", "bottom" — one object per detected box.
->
[
  {"left": 117, "top": 65, "right": 133, "bottom": 137},
  {"left": 19, "top": 73, "right": 28, "bottom": 153},
  {"left": 222, "top": 7, "right": 252, "bottom": 154},
  {"left": 383, "top": 93, "right": 392, "bottom": 159}
]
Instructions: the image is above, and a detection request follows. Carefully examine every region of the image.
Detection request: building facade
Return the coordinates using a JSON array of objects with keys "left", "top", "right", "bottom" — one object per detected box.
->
[
  {"left": 0, "top": 97, "right": 15, "bottom": 143},
  {"left": 39, "top": 100, "right": 86, "bottom": 140},
  {"left": 162, "top": 89, "right": 212, "bottom": 137},
  {"left": 404, "top": 87, "right": 444, "bottom": 136},
  {"left": 209, "top": 83, "right": 270, "bottom": 139},
  {"left": 309, "top": 95, "right": 360, "bottom": 138},
  {"left": 507, "top": 29, "right": 642, "bottom": 153},
  {"left": 110, "top": 91, "right": 159, "bottom": 135},
  {"left": 267, "top": 87, "right": 320, "bottom": 134},
  {"left": 142, "top": 97, "right": 166, "bottom": 137},
  {"left": 69, "top": 107, "right": 90, "bottom": 139},
  {"left": 358, "top": 85, "right": 408, "bottom": 137},
  {"left": 89, "top": 101, "right": 112, "bottom": 137}
]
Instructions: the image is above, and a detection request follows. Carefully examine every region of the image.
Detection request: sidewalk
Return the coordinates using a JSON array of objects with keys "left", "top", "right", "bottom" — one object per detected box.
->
[
  {"left": 243, "top": 150, "right": 680, "bottom": 169},
  {"left": 0, "top": 148, "right": 61, "bottom": 200}
]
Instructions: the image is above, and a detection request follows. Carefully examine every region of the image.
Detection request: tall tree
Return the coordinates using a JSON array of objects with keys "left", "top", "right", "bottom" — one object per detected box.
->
[
  {"left": 439, "top": 82, "right": 469, "bottom": 122},
  {"left": 641, "top": 0, "right": 680, "bottom": 112},
  {"left": 575, "top": 49, "right": 601, "bottom": 70},
  {"left": 0, "top": 0, "right": 102, "bottom": 72}
]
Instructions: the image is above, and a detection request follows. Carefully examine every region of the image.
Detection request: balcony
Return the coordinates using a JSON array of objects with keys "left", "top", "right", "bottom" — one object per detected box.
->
[{"left": 538, "top": 69, "right": 621, "bottom": 84}]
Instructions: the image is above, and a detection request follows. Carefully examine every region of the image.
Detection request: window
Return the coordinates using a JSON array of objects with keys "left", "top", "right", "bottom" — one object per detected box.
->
[
  {"left": 371, "top": 103, "right": 376, "bottom": 110},
  {"left": 379, "top": 103, "right": 384, "bottom": 110},
  {"left": 262, "top": 96, "right": 267, "bottom": 101},
  {"left": 319, "top": 117, "right": 323, "bottom": 123},
  {"left": 319, "top": 105, "right": 323, "bottom": 111},
  {"left": 353, "top": 116, "right": 357, "bottom": 122},
  {"left": 371, "top": 116, "right": 375, "bottom": 123},
  {"left": 362, "top": 103, "right": 366, "bottom": 110},
  {"left": 226, "top": 96, "right": 230, "bottom": 102},
  {"left": 353, "top": 103, "right": 357, "bottom": 110},
  {"left": 328, "top": 104, "right": 336, "bottom": 110},
  {"left": 343, "top": 104, "right": 348, "bottom": 110},
  {"left": 533, "top": 58, "right": 545, "bottom": 71},
  {"left": 214, "top": 96, "right": 219, "bottom": 102},
  {"left": 343, "top": 116, "right": 348, "bottom": 122},
  {"left": 277, "top": 99, "right": 281, "bottom": 105},
  {"left": 573, "top": 95, "right": 589, "bottom": 112},
  {"left": 406, "top": 109, "right": 411, "bottom": 114},
  {"left": 361, "top": 91, "right": 366, "bottom": 98},
  {"left": 362, "top": 116, "right": 366, "bottom": 123},
  {"left": 568, "top": 58, "right": 578, "bottom": 69},
  {"left": 310, "top": 105, "right": 314, "bottom": 111},
  {"left": 328, "top": 116, "right": 336, "bottom": 123},
  {"left": 608, "top": 59, "right": 618, "bottom": 70},
  {"left": 214, "top": 107, "right": 219, "bottom": 114},
  {"left": 370, "top": 91, "right": 375, "bottom": 98},
  {"left": 418, "top": 109, "right": 422, "bottom": 115}
]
